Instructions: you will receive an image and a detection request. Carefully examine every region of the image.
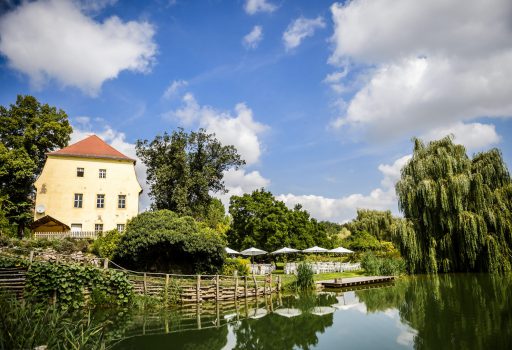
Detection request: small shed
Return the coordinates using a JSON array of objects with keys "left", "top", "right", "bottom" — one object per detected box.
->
[{"left": 30, "top": 215, "right": 70, "bottom": 232}]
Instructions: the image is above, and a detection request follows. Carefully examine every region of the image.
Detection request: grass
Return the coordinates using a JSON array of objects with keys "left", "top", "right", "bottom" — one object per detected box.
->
[{"left": 276, "top": 270, "right": 367, "bottom": 290}]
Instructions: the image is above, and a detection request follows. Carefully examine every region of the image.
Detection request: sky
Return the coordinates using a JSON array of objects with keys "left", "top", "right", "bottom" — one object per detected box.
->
[{"left": 1, "top": 0, "right": 512, "bottom": 223}]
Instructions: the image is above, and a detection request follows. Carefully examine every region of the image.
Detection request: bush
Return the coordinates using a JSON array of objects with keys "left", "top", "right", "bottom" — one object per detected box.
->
[
  {"left": 361, "top": 252, "right": 406, "bottom": 276},
  {"left": 222, "top": 257, "right": 250, "bottom": 276},
  {"left": 113, "top": 210, "right": 226, "bottom": 274},
  {"left": 91, "top": 229, "right": 122, "bottom": 259},
  {"left": 295, "top": 262, "right": 315, "bottom": 291}
]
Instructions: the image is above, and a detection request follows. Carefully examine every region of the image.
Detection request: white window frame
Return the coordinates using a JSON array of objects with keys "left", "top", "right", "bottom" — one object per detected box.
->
[
  {"left": 94, "top": 224, "right": 103, "bottom": 233},
  {"left": 99, "top": 169, "right": 106, "bottom": 179},
  {"left": 96, "top": 194, "right": 105, "bottom": 208},
  {"left": 117, "top": 224, "right": 125, "bottom": 232},
  {"left": 118, "top": 195, "right": 126, "bottom": 209},
  {"left": 74, "top": 193, "right": 83, "bottom": 208}
]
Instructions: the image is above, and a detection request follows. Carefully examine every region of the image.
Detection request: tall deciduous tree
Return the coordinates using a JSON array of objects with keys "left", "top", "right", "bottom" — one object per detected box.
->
[
  {"left": 136, "top": 129, "right": 244, "bottom": 218},
  {"left": 394, "top": 136, "right": 512, "bottom": 273},
  {"left": 346, "top": 209, "right": 396, "bottom": 241},
  {"left": 0, "top": 95, "right": 72, "bottom": 237}
]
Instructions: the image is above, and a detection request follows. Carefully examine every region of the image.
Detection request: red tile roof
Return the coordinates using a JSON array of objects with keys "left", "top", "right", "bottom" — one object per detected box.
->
[{"left": 48, "top": 135, "right": 135, "bottom": 162}]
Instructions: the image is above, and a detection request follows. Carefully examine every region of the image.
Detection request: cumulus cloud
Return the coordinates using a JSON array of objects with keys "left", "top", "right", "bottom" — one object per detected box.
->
[
  {"left": 243, "top": 25, "right": 263, "bottom": 49},
  {"left": 244, "top": 0, "right": 276, "bottom": 15},
  {"left": 328, "top": 0, "right": 512, "bottom": 144},
  {"left": 162, "top": 80, "right": 188, "bottom": 99},
  {"left": 283, "top": 16, "right": 325, "bottom": 51},
  {"left": 0, "top": 0, "right": 156, "bottom": 96},
  {"left": 70, "top": 118, "right": 150, "bottom": 210},
  {"left": 277, "top": 155, "right": 411, "bottom": 223},
  {"left": 421, "top": 122, "right": 501, "bottom": 151},
  {"left": 167, "top": 93, "right": 268, "bottom": 165},
  {"left": 215, "top": 168, "right": 270, "bottom": 209}
]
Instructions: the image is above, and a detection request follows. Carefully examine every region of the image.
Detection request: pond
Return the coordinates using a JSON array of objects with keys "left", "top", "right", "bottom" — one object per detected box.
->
[{"left": 110, "top": 274, "right": 512, "bottom": 349}]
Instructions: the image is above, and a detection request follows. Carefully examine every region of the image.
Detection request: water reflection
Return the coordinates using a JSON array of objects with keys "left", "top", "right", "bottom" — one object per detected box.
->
[{"left": 111, "top": 274, "right": 512, "bottom": 349}]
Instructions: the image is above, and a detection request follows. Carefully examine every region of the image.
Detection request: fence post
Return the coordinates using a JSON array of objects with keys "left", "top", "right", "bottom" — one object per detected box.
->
[
  {"left": 234, "top": 270, "right": 238, "bottom": 301},
  {"left": 244, "top": 276, "right": 248, "bottom": 298},
  {"left": 215, "top": 275, "right": 220, "bottom": 301},
  {"left": 196, "top": 275, "right": 201, "bottom": 302},
  {"left": 263, "top": 275, "right": 267, "bottom": 295},
  {"left": 143, "top": 273, "right": 147, "bottom": 296},
  {"left": 103, "top": 258, "right": 109, "bottom": 269},
  {"left": 269, "top": 273, "right": 273, "bottom": 293},
  {"left": 277, "top": 275, "right": 281, "bottom": 291},
  {"left": 165, "top": 274, "right": 169, "bottom": 304},
  {"left": 29, "top": 250, "right": 34, "bottom": 264},
  {"left": 252, "top": 273, "right": 257, "bottom": 296}
]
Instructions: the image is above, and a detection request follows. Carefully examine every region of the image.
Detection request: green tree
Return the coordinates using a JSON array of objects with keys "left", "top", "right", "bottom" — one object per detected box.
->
[
  {"left": 394, "top": 136, "right": 512, "bottom": 273},
  {"left": 136, "top": 129, "right": 244, "bottom": 218},
  {"left": 227, "top": 189, "right": 328, "bottom": 251},
  {"left": 0, "top": 95, "right": 72, "bottom": 237},
  {"left": 346, "top": 209, "right": 396, "bottom": 241}
]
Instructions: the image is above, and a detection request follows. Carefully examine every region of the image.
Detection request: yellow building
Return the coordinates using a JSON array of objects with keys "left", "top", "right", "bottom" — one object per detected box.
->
[{"left": 32, "top": 135, "right": 142, "bottom": 234}]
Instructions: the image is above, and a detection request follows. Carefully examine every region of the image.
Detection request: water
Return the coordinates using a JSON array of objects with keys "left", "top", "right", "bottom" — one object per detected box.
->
[{"left": 110, "top": 274, "right": 512, "bottom": 349}]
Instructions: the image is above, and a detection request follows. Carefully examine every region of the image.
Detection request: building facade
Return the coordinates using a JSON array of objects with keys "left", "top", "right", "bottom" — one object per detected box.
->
[{"left": 33, "top": 135, "right": 142, "bottom": 233}]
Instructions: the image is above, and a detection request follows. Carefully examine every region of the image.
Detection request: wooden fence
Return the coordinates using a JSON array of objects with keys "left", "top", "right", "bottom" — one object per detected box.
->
[{"left": 34, "top": 231, "right": 98, "bottom": 239}]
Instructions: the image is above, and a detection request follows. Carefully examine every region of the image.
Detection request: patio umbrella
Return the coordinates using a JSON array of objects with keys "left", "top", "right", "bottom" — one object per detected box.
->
[
  {"left": 241, "top": 247, "right": 267, "bottom": 256},
  {"left": 271, "top": 247, "right": 300, "bottom": 254},
  {"left": 302, "top": 246, "right": 329, "bottom": 253},
  {"left": 248, "top": 308, "right": 268, "bottom": 319},
  {"left": 329, "top": 246, "right": 354, "bottom": 254},
  {"left": 274, "top": 308, "right": 302, "bottom": 318},
  {"left": 225, "top": 247, "right": 240, "bottom": 255},
  {"left": 311, "top": 306, "right": 336, "bottom": 316}
]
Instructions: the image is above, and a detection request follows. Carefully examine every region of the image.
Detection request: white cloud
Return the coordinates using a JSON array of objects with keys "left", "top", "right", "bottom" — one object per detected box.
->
[
  {"left": 277, "top": 155, "right": 410, "bottom": 223},
  {"left": 70, "top": 118, "right": 150, "bottom": 211},
  {"left": 244, "top": 0, "right": 276, "bottom": 15},
  {"left": 77, "top": 0, "right": 117, "bottom": 13},
  {"left": 421, "top": 122, "right": 501, "bottom": 151},
  {"left": 162, "top": 80, "right": 188, "bottom": 99},
  {"left": 243, "top": 25, "right": 263, "bottom": 49},
  {"left": 167, "top": 93, "right": 268, "bottom": 165},
  {"left": 0, "top": 0, "right": 156, "bottom": 96},
  {"left": 215, "top": 168, "right": 270, "bottom": 209},
  {"left": 328, "top": 0, "right": 512, "bottom": 143},
  {"left": 283, "top": 16, "right": 325, "bottom": 51}
]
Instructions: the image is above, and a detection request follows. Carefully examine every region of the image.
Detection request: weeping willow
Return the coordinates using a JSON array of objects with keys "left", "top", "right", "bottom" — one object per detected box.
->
[{"left": 394, "top": 136, "right": 512, "bottom": 273}]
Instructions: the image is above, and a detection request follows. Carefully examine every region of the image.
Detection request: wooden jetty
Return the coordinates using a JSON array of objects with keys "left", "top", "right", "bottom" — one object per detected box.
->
[{"left": 317, "top": 276, "right": 395, "bottom": 288}]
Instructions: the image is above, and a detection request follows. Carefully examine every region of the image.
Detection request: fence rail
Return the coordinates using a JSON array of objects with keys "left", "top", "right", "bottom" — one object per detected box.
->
[{"left": 34, "top": 231, "right": 98, "bottom": 239}]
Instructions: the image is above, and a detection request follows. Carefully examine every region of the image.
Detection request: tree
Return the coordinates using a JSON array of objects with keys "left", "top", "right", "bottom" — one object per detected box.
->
[
  {"left": 346, "top": 209, "right": 396, "bottom": 241},
  {"left": 136, "top": 129, "right": 244, "bottom": 218},
  {"left": 227, "top": 189, "right": 329, "bottom": 252},
  {"left": 394, "top": 136, "right": 512, "bottom": 273},
  {"left": 0, "top": 95, "right": 72, "bottom": 237}
]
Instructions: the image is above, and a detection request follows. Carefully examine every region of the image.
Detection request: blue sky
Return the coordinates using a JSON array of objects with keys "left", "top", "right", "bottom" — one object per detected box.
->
[{"left": 1, "top": 0, "right": 511, "bottom": 222}]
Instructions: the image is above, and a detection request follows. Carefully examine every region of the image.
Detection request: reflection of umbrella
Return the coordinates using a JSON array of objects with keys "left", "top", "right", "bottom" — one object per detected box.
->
[
  {"left": 241, "top": 247, "right": 267, "bottom": 256},
  {"left": 224, "top": 312, "right": 238, "bottom": 320},
  {"left": 225, "top": 247, "right": 240, "bottom": 255},
  {"left": 329, "top": 246, "right": 354, "bottom": 254},
  {"left": 271, "top": 247, "right": 299, "bottom": 254},
  {"left": 311, "top": 306, "right": 336, "bottom": 316},
  {"left": 331, "top": 303, "right": 359, "bottom": 310},
  {"left": 302, "top": 246, "right": 329, "bottom": 253},
  {"left": 274, "top": 308, "right": 302, "bottom": 318},
  {"left": 248, "top": 308, "right": 268, "bottom": 319}
]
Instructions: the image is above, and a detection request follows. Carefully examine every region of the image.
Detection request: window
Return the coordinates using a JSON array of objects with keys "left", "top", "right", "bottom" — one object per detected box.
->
[
  {"left": 117, "top": 224, "right": 125, "bottom": 232},
  {"left": 77, "top": 167, "right": 84, "bottom": 177},
  {"left": 96, "top": 194, "right": 105, "bottom": 208},
  {"left": 74, "top": 193, "right": 83, "bottom": 208},
  {"left": 94, "top": 224, "right": 103, "bottom": 233},
  {"left": 118, "top": 195, "right": 126, "bottom": 209},
  {"left": 99, "top": 169, "right": 106, "bottom": 178},
  {"left": 71, "top": 224, "right": 82, "bottom": 232}
]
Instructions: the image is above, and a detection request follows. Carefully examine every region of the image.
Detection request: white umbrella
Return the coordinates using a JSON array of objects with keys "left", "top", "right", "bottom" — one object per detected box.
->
[
  {"left": 225, "top": 247, "right": 240, "bottom": 255},
  {"left": 329, "top": 246, "right": 354, "bottom": 254},
  {"left": 248, "top": 308, "right": 268, "bottom": 319},
  {"left": 274, "top": 308, "right": 302, "bottom": 318},
  {"left": 271, "top": 247, "right": 299, "bottom": 254},
  {"left": 241, "top": 247, "right": 267, "bottom": 256},
  {"left": 311, "top": 306, "right": 336, "bottom": 316},
  {"left": 302, "top": 246, "right": 329, "bottom": 253}
]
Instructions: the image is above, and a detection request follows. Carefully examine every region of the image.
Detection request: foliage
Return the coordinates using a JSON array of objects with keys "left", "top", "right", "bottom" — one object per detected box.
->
[
  {"left": 360, "top": 252, "right": 406, "bottom": 276},
  {"left": 91, "top": 229, "right": 122, "bottom": 259},
  {"left": 394, "top": 136, "right": 512, "bottom": 273},
  {"left": 295, "top": 262, "right": 315, "bottom": 291},
  {"left": 0, "top": 236, "right": 91, "bottom": 254},
  {"left": 0, "top": 293, "right": 110, "bottom": 350},
  {"left": 0, "top": 255, "right": 133, "bottom": 310},
  {"left": 0, "top": 95, "right": 72, "bottom": 237},
  {"left": 136, "top": 128, "right": 245, "bottom": 218},
  {"left": 345, "top": 209, "right": 396, "bottom": 241},
  {"left": 227, "top": 189, "right": 329, "bottom": 252},
  {"left": 222, "top": 257, "right": 250, "bottom": 276},
  {"left": 345, "top": 231, "right": 383, "bottom": 251},
  {"left": 113, "top": 210, "right": 226, "bottom": 274}
]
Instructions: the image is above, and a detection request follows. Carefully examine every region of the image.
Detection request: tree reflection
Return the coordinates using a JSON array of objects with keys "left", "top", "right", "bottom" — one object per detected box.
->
[{"left": 357, "top": 274, "right": 512, "bottom": 349}]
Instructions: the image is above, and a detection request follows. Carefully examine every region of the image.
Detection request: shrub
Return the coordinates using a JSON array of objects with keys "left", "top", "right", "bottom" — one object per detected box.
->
[
  {"left": 113, "top": 210, "right": 226, "bottom": 274},
  {"left": 361, "top": 252, "right": 406, "bottom": 276},
  {"left": 91, "top": 229, "right": 122, "bottom": 259},
  {"left": 222, "top": 257, "right": 250, "bottom": 276},
  {"left": 295, "top": 262, "right": 315, "bottom": 291}
]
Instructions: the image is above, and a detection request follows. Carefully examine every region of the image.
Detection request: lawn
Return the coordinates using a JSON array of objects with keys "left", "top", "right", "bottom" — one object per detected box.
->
[{"left": 275, "top": 270, "right": 367, "bottom": 290}]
